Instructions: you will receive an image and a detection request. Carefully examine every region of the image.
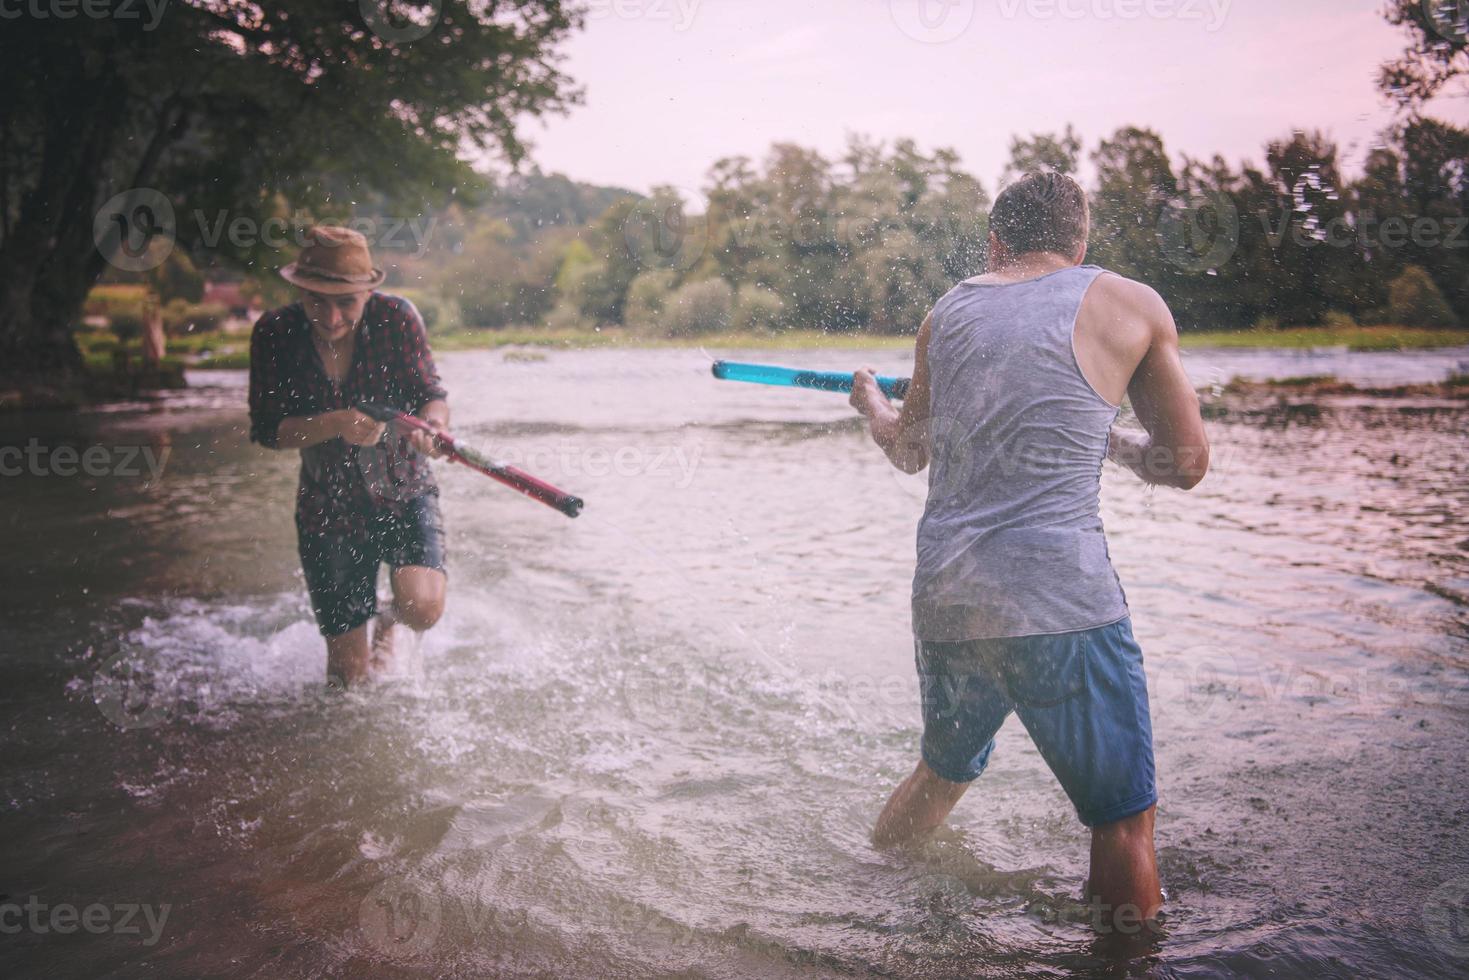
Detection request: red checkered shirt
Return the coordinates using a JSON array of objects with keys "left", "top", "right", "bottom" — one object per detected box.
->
[{"left": 249, "top": 292, "right": 448, "bottom": 536}]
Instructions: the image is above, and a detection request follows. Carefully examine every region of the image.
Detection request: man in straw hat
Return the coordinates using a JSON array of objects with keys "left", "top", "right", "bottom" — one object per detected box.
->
[{"left": 249, "top": 225, "right": 450, "bottom": 687}]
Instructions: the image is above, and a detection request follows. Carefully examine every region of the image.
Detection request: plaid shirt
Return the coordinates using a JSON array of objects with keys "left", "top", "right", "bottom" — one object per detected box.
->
[{"left": 249, "top": 292, "right": 448, "bottom": 536}]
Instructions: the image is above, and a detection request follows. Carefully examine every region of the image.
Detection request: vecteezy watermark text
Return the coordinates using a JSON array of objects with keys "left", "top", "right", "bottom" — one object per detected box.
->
[
  {"left": 585, "top": 0, "right": 701, "bottom": 31},
  {"left": 0, "top": 0, "right": 168, "bottom": 31},
  {"left": 0, "top": 896, "right": 171, "bottom": 947},
  {"left": 890, "top": 0, "right": 1230, "bottom": 43},
  {"left": 0, "top": 441, "right": 169, "bottom": 480},
  {"left": 997, "top": 0, "right": 1230, "bottom": 31},
  {"left": 94, "top": 187, "right": 439, "bottom": 273}
]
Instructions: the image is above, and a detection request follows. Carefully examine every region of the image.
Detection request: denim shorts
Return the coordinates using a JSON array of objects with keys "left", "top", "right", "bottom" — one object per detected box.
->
[
  {"left": 297, "top": 493, "right": 447, "bottom": 637},
  {"left": 916, "top": 617, "right": 1156, "bottom": 828}
]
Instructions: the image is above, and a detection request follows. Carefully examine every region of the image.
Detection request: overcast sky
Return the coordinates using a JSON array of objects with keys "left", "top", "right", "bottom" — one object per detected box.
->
[{"left": 520, "top": 0, "right": 1468, "bottom": 195}]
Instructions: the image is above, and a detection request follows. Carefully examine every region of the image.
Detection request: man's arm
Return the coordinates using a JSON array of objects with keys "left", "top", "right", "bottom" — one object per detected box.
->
[
  {"left": 851, "top": 314, "right": 933, "bottom": 474},
  {"left": 276, "top": 411, "right": 385, "bottom": 449},
  {"left": 1109, "top": 292, "right": 1210, "bottom": 490},
  {"left": 406, "top": 398, "right": 450, "bottom": 457}
]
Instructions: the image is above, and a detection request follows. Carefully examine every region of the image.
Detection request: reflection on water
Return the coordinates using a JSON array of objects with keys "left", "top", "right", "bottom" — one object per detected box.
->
[{"left": 2, "top": 345, "right": 1467, "bottom": 978}]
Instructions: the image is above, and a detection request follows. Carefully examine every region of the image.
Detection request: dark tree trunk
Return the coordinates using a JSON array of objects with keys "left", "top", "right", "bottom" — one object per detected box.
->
[{"left": 0, "top": 48, "right": 134, "bottom": 383}]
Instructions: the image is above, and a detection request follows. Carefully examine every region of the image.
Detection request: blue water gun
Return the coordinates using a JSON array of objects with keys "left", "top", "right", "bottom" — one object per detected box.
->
[{"left": 710, "top": 360, "right": 910, "bottom": 400}]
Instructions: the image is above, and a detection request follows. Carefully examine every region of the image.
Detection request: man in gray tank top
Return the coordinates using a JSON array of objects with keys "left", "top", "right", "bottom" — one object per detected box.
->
[{"left": 849, "top": 172, "right": 1209, "bottom": 930}]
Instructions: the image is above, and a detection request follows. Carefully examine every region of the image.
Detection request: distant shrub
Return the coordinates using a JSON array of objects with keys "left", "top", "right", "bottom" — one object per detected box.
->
[
  {"left": 731, "top": 285, "right": 786, "bottom": 333},
  {"left": 659, "top": 278, "right": 734, "bottom": 337},
  {"left": 623, "top": 269, "right": 678, "bottom": 331},
  {"left": 171, "top": 302, "right": 228, "bottom": 334},
  {"left": 161, "top": 298, "right": 192, "bottom": 334},
  {"left": 1388, "top": 266, "right": 1459, "bottom": 328},
  {"left": 1252, "top": 314, "right": 1282, "bottom": 332},
  {"left": 543, "top": 301, "right": 590, "bottom": 332},
  {"left": 109, "top": 312, "right": 146, "bottom": 344},
  {"left": 560, "top": 260, "right": 623, "bottom": 324},
  {"left": 148, "top": 250, "right": 205, "bottom": 304},
  {"left": 86, "top": 284, "right": 149, "bottom": 321},
  {"left": 395, "top": 290, "right": 462, "bottom": 333},
  {"left": 1321, "top": 310, "right": 1358, "bottom": 330}
]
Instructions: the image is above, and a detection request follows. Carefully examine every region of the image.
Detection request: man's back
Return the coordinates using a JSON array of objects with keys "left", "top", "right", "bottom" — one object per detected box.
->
[{"left": 913, "top": 264, "right": 1130, "bottom": 642}]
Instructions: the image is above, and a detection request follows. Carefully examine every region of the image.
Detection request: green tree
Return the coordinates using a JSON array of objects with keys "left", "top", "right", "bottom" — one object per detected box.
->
[
  {"left": 624, "top": 269, "right": 678, "bottom": 331},
  {"left": 147, "top": 249, "right": 205, "bottom": 304},
  {"left": 1088, "top": 127, "right": 1177, "bottom": 283},
  {"left": 1389, "top": 265, "right": 1460, "bottom": 326},
  {"left": 659, "top": 278, "right": 734, "bottom": 337},
  {"left": 1380, "top": 1, "right": 1469, "bottom": 105},
  {"left": 731, "top": 285, "right": 785, "bottom": 333},
  {"left": 0, "top": 1, "right": 582, "bottom": 379},
  {"left": 1003, "top": 125, "right": 1083, "bottom": 181},
  {"left": 1255, "top": 130, "right": 1359, "bottom": 326},
  {"left": 1394, "top": 118, "right": 1469, "bottom": 321}
]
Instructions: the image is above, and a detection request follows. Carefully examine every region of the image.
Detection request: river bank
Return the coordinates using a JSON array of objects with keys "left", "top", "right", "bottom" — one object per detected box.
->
[{"left": 115, "top": 324, "right": 1469, "bottom": 374}]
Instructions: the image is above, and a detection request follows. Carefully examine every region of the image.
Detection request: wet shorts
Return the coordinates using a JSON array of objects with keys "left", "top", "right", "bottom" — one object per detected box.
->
[
  {"left": 916, "top": 617, "right": 1156, "bottom": 828},
  {"left": 297, "top": 493, "right": 447, "bottom": 637}
]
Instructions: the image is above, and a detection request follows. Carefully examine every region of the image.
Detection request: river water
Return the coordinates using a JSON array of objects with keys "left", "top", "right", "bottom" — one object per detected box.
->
[{"left": 2, "top": 344, "right": 1468, "bottom": 978}]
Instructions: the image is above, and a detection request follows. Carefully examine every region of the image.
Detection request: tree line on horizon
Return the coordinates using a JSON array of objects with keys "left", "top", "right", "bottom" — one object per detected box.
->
[{"left": 344, "top": 117, "right": 1467, "bottom": 338}]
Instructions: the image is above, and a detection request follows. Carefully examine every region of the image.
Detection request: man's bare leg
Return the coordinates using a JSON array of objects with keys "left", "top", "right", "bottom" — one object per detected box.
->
[
  {"left": 873, "top": 759, "right": 971, "bottom": 848},
  {"left": 1086, "top": 805, "right": 1163, "bottom": 925},
  {"left": 326, "top": 624, "right": 372, "bottom": 689},
  {"left": 389, "top": 565, "right": 446, "bottom": 631},
  {"left": 371, "top": 566, "right": 447, "bottom": 671}
]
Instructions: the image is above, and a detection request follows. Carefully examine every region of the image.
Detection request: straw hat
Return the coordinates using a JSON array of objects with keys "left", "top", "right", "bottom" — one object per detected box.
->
[{"left": 279, "top": 225, "right": 386, "bottom": 295}]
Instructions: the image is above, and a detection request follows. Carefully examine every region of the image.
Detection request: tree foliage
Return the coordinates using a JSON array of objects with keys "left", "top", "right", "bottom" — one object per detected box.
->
[
  {"left": 0, "top": 0, "right": 582, "bottom": 377},
  {"left": 1380, "top": 1, "right": 1469, "bottom": 105}
]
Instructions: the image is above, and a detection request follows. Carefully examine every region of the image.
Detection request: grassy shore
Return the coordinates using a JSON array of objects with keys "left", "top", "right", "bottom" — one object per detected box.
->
[
  {"left": 72, "top": 324, "right": 1469, "bottom": 375},
  {"left": 1175, "top": 326, "right": 1468, "bottom": 351}
]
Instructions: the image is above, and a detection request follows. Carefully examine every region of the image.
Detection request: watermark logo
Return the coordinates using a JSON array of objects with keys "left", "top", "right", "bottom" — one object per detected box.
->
[
  {"left": 886, "top": 414, "right": 969, "bottom": 503},
  {"left": 93, "top": 187, "right": 175, "bottom": 273},
  {"left": 1148, "top": 643, "right": 1241, "bottom": 723},
  {"left": 1424, "top": 0, "right": 1469, "bottom": 44},
  {"left": 359, "top": 876, "right": 443, "bottom": 957},
  {"left": 889, "top": 0, "right": 976, "bottom": 43},
  {"left": 996, "top": 0, "right": 1231, "bottom": 32},
  {"left": 360, "top": 0, "right": 441, "bottom": 43},
  {"left": 618, "top": 658, "right": 718, "bottom": 725},
  {"left": 1158, "top": 190, "right": 1241, "bottom": 272},
  {"left": 1424, "top": 876, "right": 1469, "bottom": 960},
  {"left": 913, "top": 872, "right": 975, "bottom": 942},
  {"left": 93, "top": 649, "right": 174, "bottom": 730},
  {"left": 622, "top": 187, "right": 712, "bottom": 272},
  {"left": 585, "top": 0, "right": 702, "bottom": 31}
]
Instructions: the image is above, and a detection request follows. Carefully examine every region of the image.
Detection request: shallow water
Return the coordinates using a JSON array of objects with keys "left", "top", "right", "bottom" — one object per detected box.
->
[{"left": 2, "top": 344, "right": 1468, "bottom": 978}]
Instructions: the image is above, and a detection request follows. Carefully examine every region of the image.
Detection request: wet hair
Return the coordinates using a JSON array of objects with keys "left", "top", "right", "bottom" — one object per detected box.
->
[{"left": 988, "top": 172, "right": 1090, "bottom": 257}]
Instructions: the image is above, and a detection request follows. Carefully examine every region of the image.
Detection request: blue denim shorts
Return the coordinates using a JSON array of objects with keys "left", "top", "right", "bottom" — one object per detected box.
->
[
  {"left": 297, "top": 493, "right": 447, "bottom": 637},
  {"left": 916, "top": 617, "right": 1156, "bottom": 828}
]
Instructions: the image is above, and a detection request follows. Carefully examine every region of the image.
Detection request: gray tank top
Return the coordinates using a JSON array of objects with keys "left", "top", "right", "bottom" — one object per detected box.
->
[{"left": 912, "top": 265, "right": 1128, "bottom": 641}]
